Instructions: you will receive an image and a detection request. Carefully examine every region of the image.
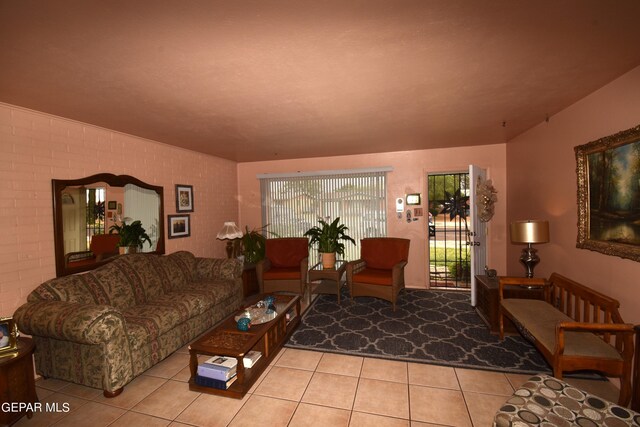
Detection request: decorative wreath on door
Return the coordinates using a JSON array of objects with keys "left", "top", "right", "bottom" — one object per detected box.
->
[{"left": 476, "top": 177, "right": 498, "bottom": 222}]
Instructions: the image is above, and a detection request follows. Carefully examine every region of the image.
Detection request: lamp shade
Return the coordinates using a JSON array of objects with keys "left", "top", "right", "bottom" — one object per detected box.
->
[
  {"left": 216, "top": 222, "right": 243, "bottom": 240},
  {"left": 510, "top": 220, "right": 550, "bottom": 244}
]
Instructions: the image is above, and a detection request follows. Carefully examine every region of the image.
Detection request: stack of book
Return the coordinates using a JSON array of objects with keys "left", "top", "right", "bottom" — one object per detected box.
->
[{"left": 196, "top": 356, "right": 238, "bottom": 389}]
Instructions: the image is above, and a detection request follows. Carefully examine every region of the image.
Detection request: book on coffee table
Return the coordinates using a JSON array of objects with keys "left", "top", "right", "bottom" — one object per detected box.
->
[
  {"left": 195, "top": 374, "right": 237, "bottom": 390},
  {"left": 243, "top": 350, "right": 262, "bottom": 368}
]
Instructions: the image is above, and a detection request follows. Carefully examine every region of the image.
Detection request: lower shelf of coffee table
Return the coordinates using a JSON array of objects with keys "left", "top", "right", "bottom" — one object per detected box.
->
[{"left": 188, "top": 294, "right": 301, "bottom": 398}]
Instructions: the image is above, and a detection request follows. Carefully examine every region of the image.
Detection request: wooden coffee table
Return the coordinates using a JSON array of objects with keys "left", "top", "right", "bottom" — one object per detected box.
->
[{"left": 188, "top": 294, "right": 301, "bottom": 398}]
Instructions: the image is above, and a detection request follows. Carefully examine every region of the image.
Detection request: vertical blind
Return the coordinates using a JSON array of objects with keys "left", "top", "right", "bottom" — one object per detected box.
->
[{"left": 260, "top": 170, "right": 387, "bottom": 263}]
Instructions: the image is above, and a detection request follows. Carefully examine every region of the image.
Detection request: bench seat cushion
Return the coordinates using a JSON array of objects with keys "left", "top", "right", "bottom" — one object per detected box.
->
[{"left": 501, "top": 299, "right": 622, "bottom": 360}]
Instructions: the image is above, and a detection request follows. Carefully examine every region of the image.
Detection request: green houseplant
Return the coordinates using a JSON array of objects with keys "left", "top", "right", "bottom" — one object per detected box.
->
[
  {"left": 109, "top": 218, "right": 152, "bottom": 254},
  {"left": 304, "top": 217, "right": 355, "bottom": 268}
]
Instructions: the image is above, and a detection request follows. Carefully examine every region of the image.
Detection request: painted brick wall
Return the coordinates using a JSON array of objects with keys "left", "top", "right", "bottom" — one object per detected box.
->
[{"left": 0, "top": 103, "right": 239, "bottom": 316}]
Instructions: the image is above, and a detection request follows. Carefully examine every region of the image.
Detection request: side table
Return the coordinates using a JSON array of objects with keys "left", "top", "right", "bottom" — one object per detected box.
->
[
  {"left": 0, "top": 338, "right": 38, "bottom": 426},
  {"left": 475, "top": 275, "right": 544, "bottom": 334},
  {"left": 308, "top": 261, "right": 347, "bottom": 303},
  {"left": 242, "top": 263, "right": 259, "bottom": 298}
]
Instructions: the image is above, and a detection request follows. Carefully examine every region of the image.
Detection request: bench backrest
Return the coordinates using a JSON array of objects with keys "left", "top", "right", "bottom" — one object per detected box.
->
[{"left": 548, "top": 272, "right": 624, "bottom": 343}]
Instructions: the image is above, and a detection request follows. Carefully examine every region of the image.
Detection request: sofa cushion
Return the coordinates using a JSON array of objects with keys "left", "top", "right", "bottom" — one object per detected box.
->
[
  {"left": 30, "top": 257, "right": 149, "bottom": 310},
  {"left": 353, "top": 267, "right": 393, "bottom": 286},
  {"left": 155, "top": 251, "right": 197, "bottom": 292}
]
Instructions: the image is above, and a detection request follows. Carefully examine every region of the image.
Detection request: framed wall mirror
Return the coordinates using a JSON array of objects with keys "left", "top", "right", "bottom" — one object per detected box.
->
[{"left": 53, "top": 173, "right": 165, "bottom": 277}]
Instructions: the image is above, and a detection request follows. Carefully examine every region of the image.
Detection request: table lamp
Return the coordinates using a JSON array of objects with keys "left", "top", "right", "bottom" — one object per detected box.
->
[
  {"left": 216, "top": 222, "right": 243, "bottom": 258},
  {"left": 510, "top": 220, "right": 550, "bottom": 278}
]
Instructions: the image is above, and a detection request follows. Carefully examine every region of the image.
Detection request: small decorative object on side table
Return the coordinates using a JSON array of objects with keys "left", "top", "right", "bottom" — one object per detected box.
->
[
  {"left": 308, "top": 260, "right": 347, "bottom": 303},
  {"left": 0, "top": 338, "right": 38, "bottom": 426}
]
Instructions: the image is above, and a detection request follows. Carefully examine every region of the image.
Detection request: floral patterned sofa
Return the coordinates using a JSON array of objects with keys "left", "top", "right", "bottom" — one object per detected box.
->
[{"left": 14, "top": 251, "right": 243, "bottom": 397}]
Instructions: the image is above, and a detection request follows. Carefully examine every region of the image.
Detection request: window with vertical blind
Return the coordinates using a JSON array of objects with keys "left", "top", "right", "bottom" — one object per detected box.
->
[{"left": 259, "top": 168, "right": 390, "bottom": 262}]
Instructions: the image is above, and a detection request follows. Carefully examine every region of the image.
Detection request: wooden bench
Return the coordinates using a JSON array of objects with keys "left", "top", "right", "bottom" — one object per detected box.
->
[{"left": 498, "top": 273, "right": 635, "bottom": 406}]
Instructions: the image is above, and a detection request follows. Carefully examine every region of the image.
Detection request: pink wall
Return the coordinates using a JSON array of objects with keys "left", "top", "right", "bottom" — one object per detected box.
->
[
  {"left": 506, "top": 65, "right": 640, "bottom": 324},
  {"left": 0, "top": 103, "right": 239, "bottom": 316},
  {"left": 237, "top": 145, "right": 508, "bottom": 289}
]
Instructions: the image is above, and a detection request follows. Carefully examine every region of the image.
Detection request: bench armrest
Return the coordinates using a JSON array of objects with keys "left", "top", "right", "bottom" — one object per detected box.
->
[
  {"left": 498, "top": 277, "right": 548, "bottom": 301},
  {"left": 555, "top": 321, "right": 635, "bottom": 356},
  {"left": 14, "top": 300, "right": 125, "bottom": 345}
]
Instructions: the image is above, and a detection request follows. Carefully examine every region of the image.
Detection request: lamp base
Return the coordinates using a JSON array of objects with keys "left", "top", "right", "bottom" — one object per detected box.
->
[
  {"left": 519, "top": 245, "right": 540, "bottom": 278},
  {"left": 225, "top": 241, "right": 234, "bottom": 259}
]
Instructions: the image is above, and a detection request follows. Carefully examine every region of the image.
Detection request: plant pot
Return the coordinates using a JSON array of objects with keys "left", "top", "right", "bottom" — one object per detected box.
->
[
  {"left": 119, "top": 246, "right": 138, "bottom": 255},
  {"left": 321, "top": 252, "right": 336, "bottom": 269}
]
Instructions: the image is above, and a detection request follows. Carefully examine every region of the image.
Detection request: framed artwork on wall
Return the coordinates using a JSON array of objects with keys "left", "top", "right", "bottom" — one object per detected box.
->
[
  {"left": 168, "top": 214, "right": 191, "bottom": 239},
  {"left": 0, "top": 316, "right": 19, "bottom": 356},
  {"left": 575, "top": 123, "right": 640, "bottom": 262},
  {"left": 175, "top": 184, "right": 194, "bottom": 212}
]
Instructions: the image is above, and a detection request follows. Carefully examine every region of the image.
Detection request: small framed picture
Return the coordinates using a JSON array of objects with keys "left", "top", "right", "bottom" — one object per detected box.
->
[
  {"left": 168, "top": 214, "right": 191, "bottom": 239},
  {"left": 0, "top": 316, "right": 19, "bottom": 356},
  {"left": 175, "top": 184, "right": 194, "bottom": 212},
  {"left": 107, "top": 201, "right": 117, "bottom": 210}
]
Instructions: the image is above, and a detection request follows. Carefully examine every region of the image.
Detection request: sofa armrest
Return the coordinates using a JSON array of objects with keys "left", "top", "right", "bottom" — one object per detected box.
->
[
  {"left": 195, "top": 257, "right": 243, "bottom": 281},
  {"left": 14, "top": 301, "right": 125, "bottom": 345}
]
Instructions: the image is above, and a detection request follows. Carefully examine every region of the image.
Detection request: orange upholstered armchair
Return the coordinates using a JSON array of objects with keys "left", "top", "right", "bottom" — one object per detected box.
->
[
  {"left": 256, "top": 237, "right": 309, "bottom": 295},
  {"left": 346, "top": 237, "right": 410, "bottom": 310},
  {"left": 65, "top": 233, "right": 120, "bottom": 268}
]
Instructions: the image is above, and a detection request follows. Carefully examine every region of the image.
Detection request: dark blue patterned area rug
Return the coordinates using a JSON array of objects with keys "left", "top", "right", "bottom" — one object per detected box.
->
[{"left": 286, "top": 289, "right": 553, "bottom": 374}]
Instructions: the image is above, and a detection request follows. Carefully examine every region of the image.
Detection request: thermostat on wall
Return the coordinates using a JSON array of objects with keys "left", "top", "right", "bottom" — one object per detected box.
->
[{"left": 406, "top": 193, "right": 421, "bottom": 205}]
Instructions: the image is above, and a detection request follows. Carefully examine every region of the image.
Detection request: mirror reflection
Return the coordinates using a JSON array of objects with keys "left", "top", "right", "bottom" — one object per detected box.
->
[{"left": 53, "top": 174, "right": 165, "bottom": 277}]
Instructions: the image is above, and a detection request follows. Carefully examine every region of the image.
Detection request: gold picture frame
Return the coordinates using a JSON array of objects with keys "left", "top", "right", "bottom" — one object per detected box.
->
[
  {"left": 575, "top": 124, "right": 640, "bottom": 261},
  {"left": 0, "top": 316, "right": 19, "bottom": 356}
]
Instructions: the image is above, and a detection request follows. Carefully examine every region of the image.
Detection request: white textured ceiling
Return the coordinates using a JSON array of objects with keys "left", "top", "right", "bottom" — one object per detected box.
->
[{"left": 1, "top": 1, "right": 640, "bottom": 162}]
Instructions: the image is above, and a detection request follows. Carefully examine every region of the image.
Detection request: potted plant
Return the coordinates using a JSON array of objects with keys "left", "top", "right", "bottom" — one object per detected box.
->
[
  {"left": 109, "top": 217, "right": 152, "bottom": 254},
  {"left": 304, "top": 217, "right": 355, "bottom": 268}
]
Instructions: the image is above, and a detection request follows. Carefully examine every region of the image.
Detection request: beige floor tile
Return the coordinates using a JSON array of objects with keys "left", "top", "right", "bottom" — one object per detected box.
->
[
  {"left": 316, "top": 353, "right": 363, "bottom": 377},
  {"left": 353, "top": 378, "right": 409, "bottom": 419},
  {"left": 144, "top": 352, "right": 191, "bottom": 379},
  {"left": 95, "top": 375, "right": 167, "bottom": 409},
  {"left": 168, "top": 423, "right": 193, "bottom": 426},
  {"left": 349, "top": 411, "right": 410, "bottom": 427},
  {"left": 254, "top": 366, "right": 313, "bottom": 401},
  {"left": 51, "top": 401, "right": 125, "bottom": 427},
  {"left": 504, "top": 373, "right": 532, "bottom": 391},
  {"left": 275, "top": 348, "right": 323, "bottom": 371},
  {"left": 13, "top": 393, "right": 88, "bottom": 427},
  {"left": 565, "top": 377, "right": 620, "bottom": 403},
  {"left": 248, "top": 364, "right": 272, "bottom": 393},
  {"left": 408, "top": 363, "right": 459, "bottom": 390},
  {"left": 109, "top": 411, "right": 170, "bottom": 427},
  {"left": 409, "top": 422, "right": 448, "bottom": 427},
  {"left": 176, "top": 392, "right": 249, "bottom": 427},
  {"left": 361, "top": 358, "right": 408, "bottom": 383},
  {"left": 36, "top": 378, "right": 72, "bottom": 392},
  {"left": 58, "top": 383, "right": 103, "bottom": 400},
  {"left": 455, "top": 369, "right": 513, "bottom": 396},
  {"left": 172, "top": 365, "right": 192, "bottom": 382},
  {"left": 228, "top": 394, "right": 297, "bottom": 427},
  {"left": 464, "top": 391, "right": 508, "bottom": 427},
  {"left": 36, "top": 386, "right": 56, "bottom": 400},
  {"left": 302, "top": 372, "right": 358, "bottom": 410},
  {"left": 132, "top": 380, "right": 199, "bottom": 420},
  {"left": 289, "top": 403, "right": 350, "bottom": 427},
  {"left": 409, "top": 385, "right": 471, "bottom": 427}
]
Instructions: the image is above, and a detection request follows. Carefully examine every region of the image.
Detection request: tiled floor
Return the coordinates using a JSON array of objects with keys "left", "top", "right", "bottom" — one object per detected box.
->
[{"left": 15, "top": 346, "right": 620, "bottom": 427}]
